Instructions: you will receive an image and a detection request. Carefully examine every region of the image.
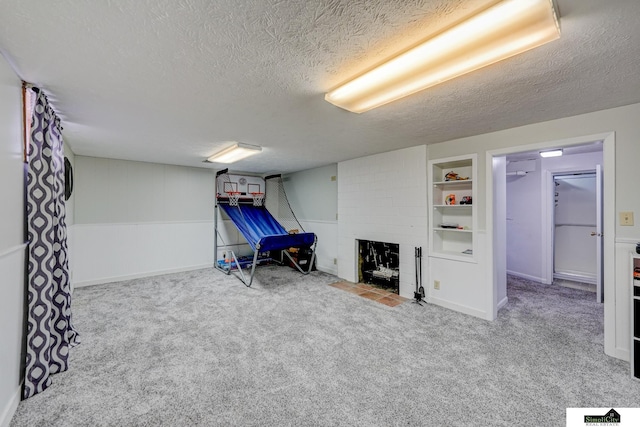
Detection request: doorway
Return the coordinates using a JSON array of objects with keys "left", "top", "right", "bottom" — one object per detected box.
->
[{"left": 487, "top": 132, "right": 615, "bottom": 356}]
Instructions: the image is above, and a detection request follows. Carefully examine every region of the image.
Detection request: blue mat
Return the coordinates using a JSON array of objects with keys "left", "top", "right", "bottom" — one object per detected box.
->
[{"left": 219, "top": 204, "right": 315, "bottom": 252}]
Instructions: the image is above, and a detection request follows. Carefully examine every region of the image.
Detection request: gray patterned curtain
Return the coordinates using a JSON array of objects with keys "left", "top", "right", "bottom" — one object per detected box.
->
[{"left": 23, "top": 87, "right": 80, "bottom": 399}]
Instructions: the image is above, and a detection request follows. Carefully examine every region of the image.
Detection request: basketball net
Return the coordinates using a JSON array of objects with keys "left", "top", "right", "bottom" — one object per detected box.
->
[
  {"left": 228, "top": 191, "right": 240, "bottom": 207},
  {"left": 251, "top": 192, "right": 264, "bottom": 207}
]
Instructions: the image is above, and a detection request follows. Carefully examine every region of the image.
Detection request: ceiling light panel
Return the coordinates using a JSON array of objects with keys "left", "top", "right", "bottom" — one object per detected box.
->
[
  {"left": 539, "top": 149, "right": 563, "bottom": 158},
  {"left": 207, "top": 142, "right": 262, "bottom": 164},
  {"left": 326, "top": 0, "right": 560, "bottom": 113}
]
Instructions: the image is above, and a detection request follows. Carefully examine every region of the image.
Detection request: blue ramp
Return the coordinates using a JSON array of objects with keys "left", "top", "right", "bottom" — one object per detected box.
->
[{"left": 219, "top": 204, "right": 316, "bottom": 252}]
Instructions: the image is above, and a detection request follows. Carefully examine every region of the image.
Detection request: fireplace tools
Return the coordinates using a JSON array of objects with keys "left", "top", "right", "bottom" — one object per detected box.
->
[{"left": 413, "top": 246, "right": 425, "bottom": 305}]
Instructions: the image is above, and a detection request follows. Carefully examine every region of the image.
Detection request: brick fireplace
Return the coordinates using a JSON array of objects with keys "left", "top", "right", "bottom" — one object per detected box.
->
[{"left": 337, "top": 145, "right": 428, "bottom": 299}]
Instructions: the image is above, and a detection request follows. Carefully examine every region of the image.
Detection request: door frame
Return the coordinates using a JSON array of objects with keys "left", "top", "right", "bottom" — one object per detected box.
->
[
  {"left": 545, "top": 169, "right": 598, "bottom": 287},
  {"left": 486, "top": 131, "right": 615, "bottom": 357}
]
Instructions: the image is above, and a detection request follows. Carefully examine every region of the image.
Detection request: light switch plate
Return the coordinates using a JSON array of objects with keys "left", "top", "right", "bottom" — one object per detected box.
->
[{"left": 620, "top": 211, "right": 634, "bottom": 226}]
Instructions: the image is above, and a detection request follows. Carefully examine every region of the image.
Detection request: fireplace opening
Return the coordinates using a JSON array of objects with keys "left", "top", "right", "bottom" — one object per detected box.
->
[{"left": 357, "top": 240, "right": 400, "bottom": 294}]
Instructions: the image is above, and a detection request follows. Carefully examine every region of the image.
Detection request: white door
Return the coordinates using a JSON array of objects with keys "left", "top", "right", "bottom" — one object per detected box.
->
[
  {"left": 553, "top": 173, "right": 598, "bottom": 285},
  {"left": 595, "top": 164, "right": 603, "bottom": 303}
]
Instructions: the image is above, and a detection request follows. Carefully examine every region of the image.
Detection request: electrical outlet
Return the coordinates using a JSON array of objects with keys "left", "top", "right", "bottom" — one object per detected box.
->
[
  {"left": 333, "top": 258, "right": 337, "bottom": 265},
  {"left": 434, "top": 280, "right": 440, "bottom": 290},
  {"left": 620, "top": 211, "right": 634, "bottom": 226}
]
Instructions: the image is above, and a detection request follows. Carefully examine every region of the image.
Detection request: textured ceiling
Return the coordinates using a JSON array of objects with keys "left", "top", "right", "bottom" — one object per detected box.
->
[{"left": 1, "top": 0, "right": 639, "bottom": 174}]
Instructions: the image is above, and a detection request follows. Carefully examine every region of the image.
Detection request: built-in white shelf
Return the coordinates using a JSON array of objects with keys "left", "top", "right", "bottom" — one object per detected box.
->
[
  {"left": 428, "top": 154, "right": 477, "bottom": 263},
  {"left": 433, "top": 228, "right": 473, "bottom": 233},
  {"left": 432, "top": 179, "right": 473, "bottom": 186}
]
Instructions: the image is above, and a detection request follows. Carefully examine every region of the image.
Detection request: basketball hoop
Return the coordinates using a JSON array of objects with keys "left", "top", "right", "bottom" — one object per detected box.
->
[
  {"left": 227, "top": 191, "right": 241, "bottom": 207},
  {"left": 251, "top": 192, "right": 264, "bottom": 206}
]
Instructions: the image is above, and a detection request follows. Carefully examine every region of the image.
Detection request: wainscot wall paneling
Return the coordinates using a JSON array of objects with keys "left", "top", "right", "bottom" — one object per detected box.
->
[
  {"left": 73, "top": 221, "right": 214, "bottom": 287},
  {"left": 73, "top": 157, "right": 216, "bottom": 286},
  {"left": 299, "top": 219, "right": 338, "bottom": 276}
]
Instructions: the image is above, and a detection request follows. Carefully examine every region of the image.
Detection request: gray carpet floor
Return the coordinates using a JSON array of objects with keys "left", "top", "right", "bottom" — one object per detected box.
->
[{"left": 10, "top": 267, "right": 640, "bottom": 426}]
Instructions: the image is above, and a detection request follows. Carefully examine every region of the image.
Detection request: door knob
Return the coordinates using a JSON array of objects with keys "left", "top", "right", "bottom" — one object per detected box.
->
[{"left": 590, "top": 232, "right": 602, "bottom": 237}]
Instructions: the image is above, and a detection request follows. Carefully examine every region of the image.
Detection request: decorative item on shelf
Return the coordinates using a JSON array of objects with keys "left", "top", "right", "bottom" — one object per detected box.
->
[
  {"left": 444, "top": 171, "right": 470, "bottom": 181},
  {"left": 460, "top": 196, "right": 472, "bottom": 205},
  {"left": 445, "top": 194, "right": 456, "bottom": 205},
  {"left": 439, "top": 223, "right": 459, "bottom": 229}
]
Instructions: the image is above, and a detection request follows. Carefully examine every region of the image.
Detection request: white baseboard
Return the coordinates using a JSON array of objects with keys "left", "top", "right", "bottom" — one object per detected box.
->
[
  {"left": 75, "top": 262, "right": 340, "bottom": 288},
  {"left": 74, "top": 264, "right": 212, "bottom": 287},
  {"left": 497, "top": 296, "right": 509, "bottom": 311},
  {"left": 427, "top": 296, "right": 487, "bottom": 320},
  {"left": 609, "top": 347, "right": 630, "bottom": 363},
  {"left": 553, "top": 271, "right": 596, "bottom": 285},
  {"left": 316, "top": 264, "right": 338, "bottom": 276},
  {"left": 506, "top": 270, "right": 547, "bottom": 284},
  {"left": 0, "top": 385, "right": 21, "bottom": 427}
]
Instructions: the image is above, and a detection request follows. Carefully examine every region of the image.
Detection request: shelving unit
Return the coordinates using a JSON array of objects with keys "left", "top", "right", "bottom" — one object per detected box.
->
[
  {"left": 428, "top": 154, "right": 477, "bottom": 262},
  {"left": 632, "top": 253, "right": 640, "bottom": 380}
]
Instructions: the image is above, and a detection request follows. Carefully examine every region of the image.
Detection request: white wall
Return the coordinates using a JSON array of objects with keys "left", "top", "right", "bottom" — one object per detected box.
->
[
  {"left": 284, "top": 164, "right": 337, "bottom": 222},
  {"left": 72, "top": 157, "right": 216, "bottom": 286},
  {"left": 284, "top": 164, "right": 338, "bottom": 275},
  {"left": 505, "top": 158, "right": 544, "bottom": 281},
  {"left": 0, "top": 54, "right": 25, "bottom": 427},
  {"left": 541, "top": 151, "right": 603, "bottom": 174},
  {"left": 63, "top": 141, "right": 76, "bottom": 282},
  {"left": 337, "top": 146, "right": 428, "bottom": 298}
]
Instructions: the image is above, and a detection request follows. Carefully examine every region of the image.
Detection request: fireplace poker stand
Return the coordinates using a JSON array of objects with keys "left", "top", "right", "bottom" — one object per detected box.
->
[{"left": 413, "top": 246, "right": 426, "bottom": 305}]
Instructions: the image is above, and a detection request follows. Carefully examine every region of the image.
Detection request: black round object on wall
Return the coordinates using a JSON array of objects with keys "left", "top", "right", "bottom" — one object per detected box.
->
[{"left": 64, "top": 157, "right": 73, "bottom": 201}]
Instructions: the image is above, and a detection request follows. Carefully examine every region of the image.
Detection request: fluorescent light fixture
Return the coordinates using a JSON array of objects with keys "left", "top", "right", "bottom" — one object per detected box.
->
[
  {"left": 539, "top": 149, "right": 563, "bottom": 158},
  {"left": 325, "top": 0, "right": 560, "bottom": 113},
  {"left": 207, "top": 142, "right": 262, "bottom": 163}
]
